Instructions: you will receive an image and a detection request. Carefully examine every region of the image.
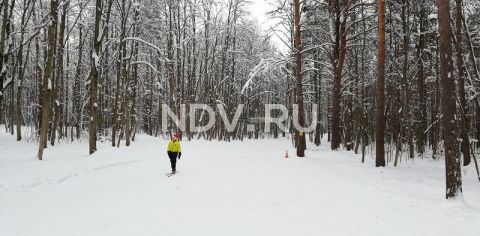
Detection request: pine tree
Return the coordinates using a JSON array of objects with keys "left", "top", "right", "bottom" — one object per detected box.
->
[
  {"left": 375, "top": 0, "right": 386, "bottom": 167},
  {"left": 438, "top": 0, "right": 462, "bottom": 198}
]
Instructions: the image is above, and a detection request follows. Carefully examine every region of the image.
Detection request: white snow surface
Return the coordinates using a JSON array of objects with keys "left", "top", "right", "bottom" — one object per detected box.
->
[{"left": 1, "top": 130, "right": 480, "bottom": 236}]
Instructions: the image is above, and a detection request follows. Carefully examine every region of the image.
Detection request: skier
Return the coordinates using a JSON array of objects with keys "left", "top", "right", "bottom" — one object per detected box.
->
[{"left": 167, "top": 133, "right": 182, "bottom": 175}]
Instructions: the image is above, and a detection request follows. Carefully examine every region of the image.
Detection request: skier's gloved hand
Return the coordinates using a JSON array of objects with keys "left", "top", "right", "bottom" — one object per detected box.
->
[{"left": 178, "top": 152, "right": 181, "bottom": 160}]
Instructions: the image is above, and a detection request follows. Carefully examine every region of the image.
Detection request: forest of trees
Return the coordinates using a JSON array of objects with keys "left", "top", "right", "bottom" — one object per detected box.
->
[{"left": 0, "top": 0, "right": 479, "bottom": 198}]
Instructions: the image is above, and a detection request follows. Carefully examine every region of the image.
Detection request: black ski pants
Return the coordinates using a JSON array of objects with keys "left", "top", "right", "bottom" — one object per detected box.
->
[{"left": 168, "top": 154, "right": 178, "bottom": 172}]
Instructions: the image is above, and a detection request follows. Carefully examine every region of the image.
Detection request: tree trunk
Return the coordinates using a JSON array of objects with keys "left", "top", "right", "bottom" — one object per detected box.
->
[
  {"left": 314, "top": 54, "right": 322, "bottom": 146},
  {"left": 88, "top": 0, "right": 103, "bottom": 154},
  {"left": 74, "top": 25, "right": 84, "bottom": 140},
  {"left": 89, "top": 0, "right": 113, "bottom": 153},
  {"left": 455, "top": 0, "right": 470, "bottom": 166},
  {"left": 0, "top": 0, "right": 15, "bottom": 108},
  {"left": 293, "top": 0, "right": 305, "bottom": 157},
  {"left": 331, "top": 0, "right": 350, "bottom": 150},
  {"left": 15, "top": 0, "right": 33, "bottom": 141},
  {"left": 50, "top": 2, "right": 68, "bottom": 146},
  {"left": 38, "top": 0, "right": 59, "bottom": 160},
  {"left": 375, "top": 0, "right": 386, "bottom": 167},
  {"left": 438, "top": 0, "right": 462, "bottom": 198},
  {"left": 417, "top": 0, "right": 427, "bottom": 155}
]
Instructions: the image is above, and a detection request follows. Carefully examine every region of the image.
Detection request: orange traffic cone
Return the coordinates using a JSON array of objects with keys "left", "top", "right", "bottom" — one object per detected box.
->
[{"left": 285, "top": 150, "right": 289, "bottom": 159}]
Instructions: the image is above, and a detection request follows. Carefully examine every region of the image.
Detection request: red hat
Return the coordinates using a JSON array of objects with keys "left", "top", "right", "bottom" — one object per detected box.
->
[{"left": 172, "top": 133, "right": 179, "bottom": 139}]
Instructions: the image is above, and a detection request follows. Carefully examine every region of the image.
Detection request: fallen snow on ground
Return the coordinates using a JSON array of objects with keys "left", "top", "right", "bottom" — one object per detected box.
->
[{"left": 1, "top": 131, "right": 480, "bottom": 236}]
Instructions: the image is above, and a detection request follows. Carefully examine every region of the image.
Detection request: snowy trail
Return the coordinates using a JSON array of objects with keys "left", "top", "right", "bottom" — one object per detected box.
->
[{"left": 1, "top": 133, "right": 480, "bottom": 236}]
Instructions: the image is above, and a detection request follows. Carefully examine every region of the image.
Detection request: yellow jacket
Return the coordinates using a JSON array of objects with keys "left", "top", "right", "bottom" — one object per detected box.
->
[{"left": 167, "top": 140, "right": 181, "bottom": 153}]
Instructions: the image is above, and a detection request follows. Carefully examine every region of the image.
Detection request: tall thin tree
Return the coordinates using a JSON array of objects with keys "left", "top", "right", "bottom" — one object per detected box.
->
[
  {"left": 438, "top": 0, "right": 462, "bottom": 198},
  {"left": 294, "top": 0, "right": 306, "bottom": 157},
  {"left": 455, "top": 0, "right": 470, "bottom": 166},
  {"left": 38, "top": 0, "right": 59, "bottom": 160},
  {"left": 375, "top": 0, "right": 386, "bottom": 167},
  {"left": 88, "top": 0, "right": 102, "bottom": 154},
  {"left": 331, "top": 0, "right": 350, "bottom": 150}
]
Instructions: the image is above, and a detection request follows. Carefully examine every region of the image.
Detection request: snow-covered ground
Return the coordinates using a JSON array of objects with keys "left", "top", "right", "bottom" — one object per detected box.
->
[{"left": 1, "top": 130, "right": 480, "bottom": 236}]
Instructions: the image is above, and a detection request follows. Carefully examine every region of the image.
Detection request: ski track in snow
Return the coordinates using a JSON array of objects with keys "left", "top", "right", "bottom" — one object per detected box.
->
[{"left": 1, "top": 130, "right": 480, "bottom": 236}]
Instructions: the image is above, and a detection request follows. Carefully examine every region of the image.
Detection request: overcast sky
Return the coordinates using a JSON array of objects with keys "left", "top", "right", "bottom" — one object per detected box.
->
[
  {"left": 249, "top": 0, "right": 271, "bottom": 27},
  {"left": 247, "top": 0, "right": 288, "bottom": 53}
]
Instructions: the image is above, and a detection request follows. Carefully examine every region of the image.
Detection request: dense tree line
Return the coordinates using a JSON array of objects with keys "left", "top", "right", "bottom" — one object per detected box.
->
[
  {"left": 0, "top": 0, "right": 479, "bottom": 198},
  {"left": 0, "top": 0, "right": 282, "bottom": 148},
  {"left": 271, "top": 0, "right": 480, "bottom": 198}
]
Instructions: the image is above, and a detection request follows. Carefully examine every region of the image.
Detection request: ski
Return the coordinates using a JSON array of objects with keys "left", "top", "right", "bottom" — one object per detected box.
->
[{"left": 166, "top": 172, "right": 176, "bottom": 177}]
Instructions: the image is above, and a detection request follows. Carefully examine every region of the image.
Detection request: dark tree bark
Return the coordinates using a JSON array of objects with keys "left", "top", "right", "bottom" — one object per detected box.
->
[
  {"left": 331, "top": 0, "right": 350, "bottom": 150},
  {"left": 375, "top": 0, "right": 386, "bottom": 167},
  {"left": 0, "top": 0, "right": 15, "bottom": 106},
  {"left": 314, "top": 53, "right": 322, "bottom": 147},
  {"left": 438, "top": 0, "right": 462, "bottom": 198},
  {"left": 88, "top": 0, "right": 102, "bottom": 154},
  {"left": 50, "top": 1, "right": 68, "bottom": 146},
  {"left": 112, "top": 0, "right": 127, "bottom": 147},
  {"left": 293, "top": 0, "right": 306, "bottom": 157},
  {"left": 416, "top": 0, "right": 427, "bottom": 155},
  {"left": 89, "top": 0, "right": 113, "bottom": 154},
  {"left": 74, "top": 25, "right": 84, "bottom": 140},
  {"left": 38, "top": 0, "right": 59, "bottom": 160}
]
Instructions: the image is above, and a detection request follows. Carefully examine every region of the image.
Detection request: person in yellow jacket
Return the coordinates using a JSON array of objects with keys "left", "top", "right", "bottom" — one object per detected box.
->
[{"left": 167, "top": 133, "right": 182, "bottom": 174}]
